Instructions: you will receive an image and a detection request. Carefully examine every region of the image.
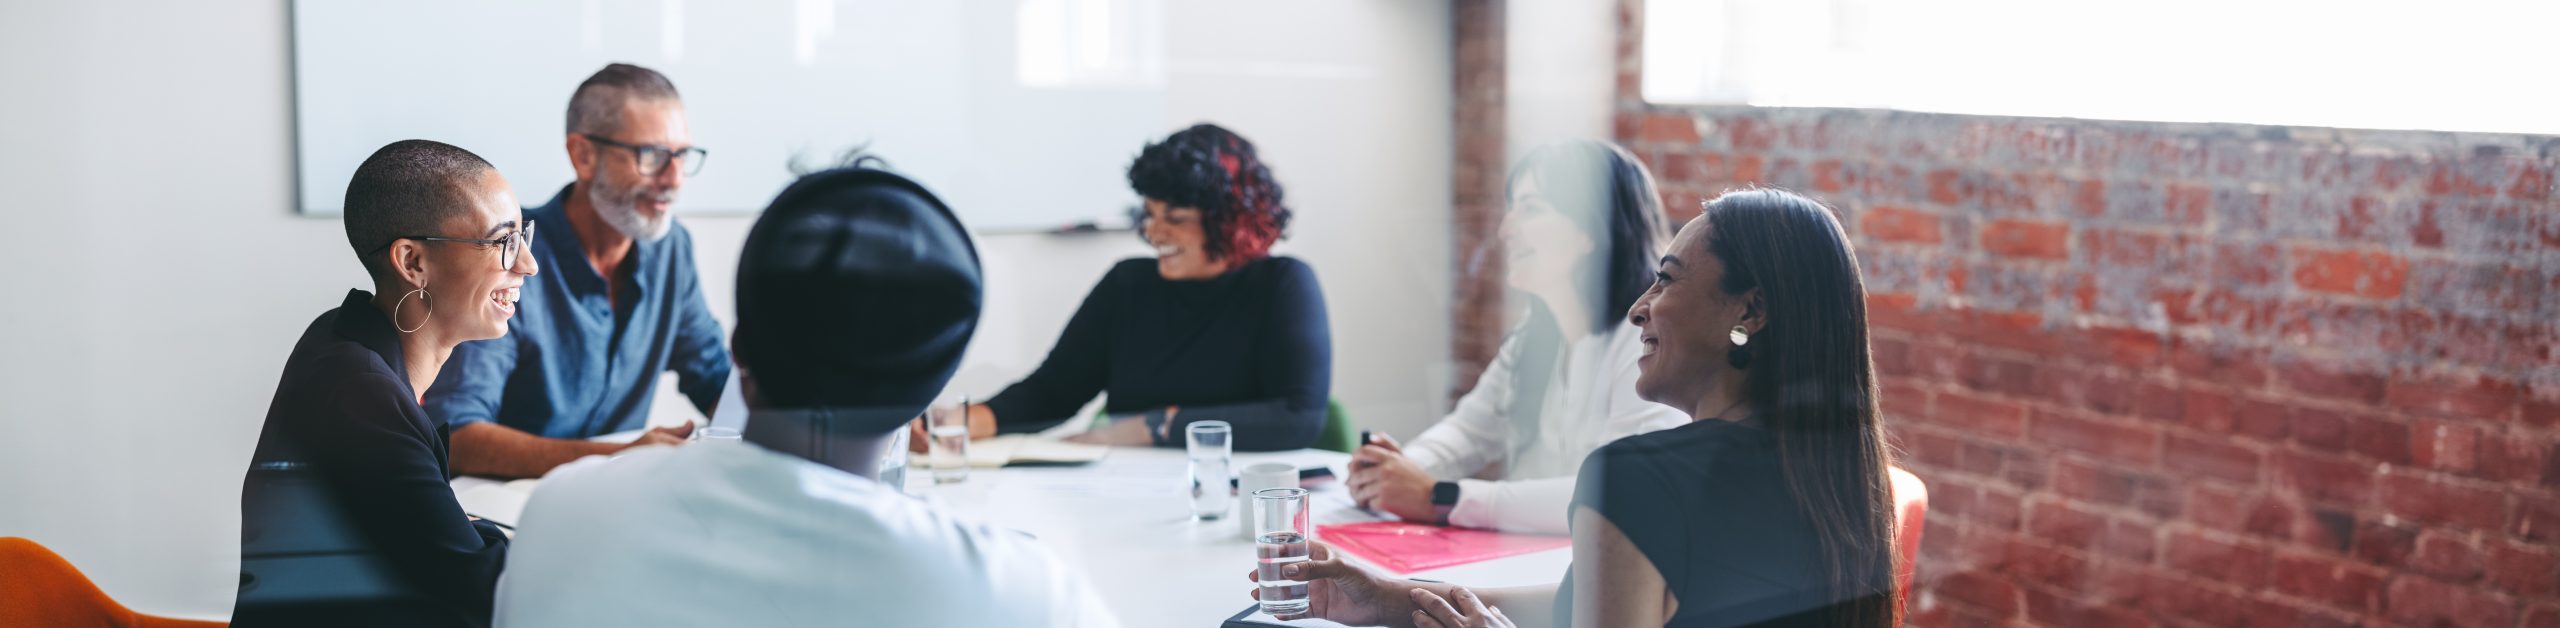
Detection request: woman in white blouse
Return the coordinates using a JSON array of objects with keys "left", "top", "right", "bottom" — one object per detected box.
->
[{"left": 1348, "top": 141, "right": 1685, "bottom": 535}]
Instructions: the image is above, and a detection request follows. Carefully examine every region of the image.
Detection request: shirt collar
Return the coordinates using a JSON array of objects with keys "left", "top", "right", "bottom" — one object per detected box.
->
[
  {"left": 331, "top": 288, "right": 413, "bottom": 391},
  {"left": 531, "top": 183, "right": 658, "bottom": 299}
]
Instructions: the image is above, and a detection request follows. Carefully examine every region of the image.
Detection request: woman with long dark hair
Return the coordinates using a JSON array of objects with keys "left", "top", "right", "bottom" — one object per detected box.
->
[
  {"left": 1344, "top": 141, "right": 1685, "bottom": 534},
  {"left": 1256, "top": 188, "right": 1899, "bottom": 628}
]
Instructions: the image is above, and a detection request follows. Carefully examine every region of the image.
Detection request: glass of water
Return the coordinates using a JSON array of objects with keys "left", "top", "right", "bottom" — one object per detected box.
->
[
  {"left": 690, "top": 425, "right": 742, "bottom": 442},
  {"left": 878, "top": 424, "right": 910, "bottom": 493},
  {"left": 927, "top": 399, "right": 972, "bottom": 484},
  {"left": 1254, "top": 487, "right": 1312, "bottom": 616},
  {"left": 1187, "top": 421, "right": 1234, "bottom": 520}
]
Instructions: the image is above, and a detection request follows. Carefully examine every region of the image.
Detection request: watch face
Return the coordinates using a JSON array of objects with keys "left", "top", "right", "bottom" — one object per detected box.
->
[{"left": 1432, "top": 481, "right": 1461, "bottom": 505}]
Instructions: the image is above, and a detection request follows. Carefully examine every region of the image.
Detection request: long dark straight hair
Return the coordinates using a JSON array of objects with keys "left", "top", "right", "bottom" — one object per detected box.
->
[{"left": 1701, "top": 188, "right": 1898, "bottom": 627}]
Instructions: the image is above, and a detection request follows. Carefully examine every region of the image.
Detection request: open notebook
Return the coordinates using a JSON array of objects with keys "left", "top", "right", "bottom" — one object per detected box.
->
[
  {"left": 453, "top": 478, "right": 540, "bottom": 530},
  {"left": 925, "top": 435, "right": 1111, "bottom": 469}
]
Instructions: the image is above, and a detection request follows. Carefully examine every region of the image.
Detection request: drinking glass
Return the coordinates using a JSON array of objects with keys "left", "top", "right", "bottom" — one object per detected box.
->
[
  {"left": 927, "top": 399, "right": 972, "bottom": 484},
  {"left": 1253, "top": 487, "right": 1312, "bottom": 616},
  {"left": 878, "top": 425, "right": 910, "bottom": 493},
  {"left": 690, "top": 426, "right": 742, "bottom": 442},
  {"left": 1187, "top": 421, "right": 1234, "bottom": 520}
]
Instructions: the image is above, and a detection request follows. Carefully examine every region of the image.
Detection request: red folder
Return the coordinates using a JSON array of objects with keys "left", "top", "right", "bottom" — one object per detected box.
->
[{"left": 1316, "top": 522, "right": 1571, "bottom": 574}]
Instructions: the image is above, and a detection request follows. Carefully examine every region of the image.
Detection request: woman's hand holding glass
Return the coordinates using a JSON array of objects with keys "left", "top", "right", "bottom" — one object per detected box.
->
[{"left": 1244, "top": 540, "right": 1423, "bottom": 627}]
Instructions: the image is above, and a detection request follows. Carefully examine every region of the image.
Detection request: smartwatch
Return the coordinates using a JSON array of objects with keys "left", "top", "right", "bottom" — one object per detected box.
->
[{"left": 1430, "top": 481, "right": 1461, "bottom": 526}]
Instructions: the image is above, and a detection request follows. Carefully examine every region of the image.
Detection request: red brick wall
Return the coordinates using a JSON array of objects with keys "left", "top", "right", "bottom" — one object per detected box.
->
[
  {"left": 1449, "top": 0, "right": 1508, "bottom": 404},
  {"left": 1456, "top": 1, "right": 2560, "bottom": 626}
]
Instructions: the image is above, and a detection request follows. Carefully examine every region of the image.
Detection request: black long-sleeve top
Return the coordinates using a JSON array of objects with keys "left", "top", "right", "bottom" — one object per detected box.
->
[
  {"left": 985, "top": 256, "right": 1332, "bottom": 451},
  {"left": 238, "top": 289, "right": 508, "bottom": 626}
]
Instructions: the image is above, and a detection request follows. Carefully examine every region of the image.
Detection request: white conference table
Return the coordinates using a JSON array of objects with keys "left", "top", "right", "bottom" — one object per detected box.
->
[{"left": 454, "top": 443, "right": 1572, "bottom": 627}]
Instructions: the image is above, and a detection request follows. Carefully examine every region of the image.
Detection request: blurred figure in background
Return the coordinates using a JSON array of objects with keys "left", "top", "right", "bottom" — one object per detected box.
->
[
  {"left": 1345, "top": 141, "right": 1684, "bottom": 535},
  {"left": 942, "top": 123, "right": 1333, "bottom": 452},
  {"left": 494, "top": 166, "right": 1116, "bottom": 627},
  {"left": 238, "top": 140, "right": 537, "bottom": 626},
  {"left": 426, "top": 63, "right": 725, "bottom": 479}
]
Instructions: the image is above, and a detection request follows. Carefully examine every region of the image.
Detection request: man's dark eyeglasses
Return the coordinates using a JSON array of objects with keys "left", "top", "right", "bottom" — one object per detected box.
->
[{"left": 583, "top": 134, "right": 708, "bottom": 178}]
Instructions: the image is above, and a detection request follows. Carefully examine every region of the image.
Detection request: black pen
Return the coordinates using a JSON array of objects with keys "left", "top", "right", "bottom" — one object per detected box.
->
[{"left": 1348, "top": 430, "right": 1376, "bottom": 470}]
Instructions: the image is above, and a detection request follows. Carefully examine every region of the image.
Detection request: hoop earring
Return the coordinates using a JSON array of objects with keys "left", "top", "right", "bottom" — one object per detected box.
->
[
  {"left": 394, "top": 288, "right": 432, "bottom": 334},
  {"left": 1727, "top": 325, "right": 1753, "bottom": 369}
]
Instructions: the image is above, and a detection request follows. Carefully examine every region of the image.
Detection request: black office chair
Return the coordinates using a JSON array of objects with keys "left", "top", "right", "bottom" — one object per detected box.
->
[{"left": 234, "top": 462, "right": 470, "bottom": 627}]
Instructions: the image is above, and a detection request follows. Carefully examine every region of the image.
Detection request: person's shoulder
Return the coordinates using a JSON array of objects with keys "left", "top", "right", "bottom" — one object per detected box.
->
[
  {"left": 1591, "top": 419, "right": 1762, "bottom": 470},
  {"left": 1106, "top": 257, "right": 1159, "bottom": 278},
  {"left": 1252, "top": 255, "right": 1317, "bottom": 279}
]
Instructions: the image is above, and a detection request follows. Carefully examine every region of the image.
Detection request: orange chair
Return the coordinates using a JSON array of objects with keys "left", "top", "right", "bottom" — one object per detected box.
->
[
  {"left": 0, "top": 537, "right": 227, "bottom": 628},
  {"left": 1888, "top": 467, "right": 1929, "bottom": 624}
]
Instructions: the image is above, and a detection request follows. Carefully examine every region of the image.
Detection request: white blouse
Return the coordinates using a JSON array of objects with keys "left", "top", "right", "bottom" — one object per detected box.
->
[{"left": 1403, "top": 319, "right": 1687, "bottom": 535}]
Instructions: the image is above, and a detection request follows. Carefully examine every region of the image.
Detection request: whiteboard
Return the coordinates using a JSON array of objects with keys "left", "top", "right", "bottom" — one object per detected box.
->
[{"left": 293, "top": 0, "right": 1170, "bottom": 232}]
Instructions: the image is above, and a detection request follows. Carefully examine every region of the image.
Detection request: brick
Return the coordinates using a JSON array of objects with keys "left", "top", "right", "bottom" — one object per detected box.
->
[
  {"left": 2167, "top": 339, "right": 2270, "bottom": 388},
  {"left": 2212, "top": 241, "right": 2285, "bottom": 288},
  {"left": 2051, "top": 458, "right": 2181, "bottom": 519},
  {"left": 2271, "top": 450, "right": 2374, "bottom": 506},
  {"left": 2410, "top": 419, "right": 2482, "bottom": 474},
  {"left": 2188, "top": 484, "right": 2293, "bottom": 540},
  {"left": 2528, "top": 605, "right": 2560, "bottom": 628},
  {"left": 1980, "top": 219, "right": 2070, "bottom": 260},
  {"left": 1934, "top": 569, "right": 2020, "bottom": 617},
  {"left": 2029, "top": 410, "right": 2159, "bottom": 467},
  {"left": 1810, "top": 159, "right": 1850, "bottom": 193},
  {"left": 2518, "top": 496, "right": 2560, "bottom": 544},
  {"left": 2290, "top": 247, "right": 2410, "bottom": 299},
  {"left": 1953, "top": 309, "right": 2071, "bottom": 355},
  {"left": 2406, "top": 530, "right": 2485, "bottom": 582},
  {"left": 2384, "top": 574, "right": 2516, "bottom": 628},
  {"left": 2031, "top": 366, "right": 2139, "bottom": 418},
  {"left": 1901, "top": 426, "right": 1965, "bottom": 471},
  {"left": 2229, "top": 396, "right": 2292, "bottom": 442},
  {"left": 2351, "top": 519, "right": 2419, "bottom": 568},
  {"left": 2295, "top": 506, "right": 2359, "bottom": 554},
  {"left": 1636, "top": 112, "right": 1700, "bottom": 145},
  {"left": 1952, "top": 353, "right": 2039, "bottom": 398},
  {"left": 1859, "top": 204, "right": 1944, "bottom": 244},
  {"left": 2166, "top": 530, "right": 2272, "bottom": 589},
  {"left": 1936, "top": 483, "right": 2024, "bottom": 531},
  {"left": 2489, "top": 541, "right": 2560, "bottom": 598},
  {"left": 2276, "top": 365, "right": 2388, "bottom": 406},
  {"left": 2377, "top": 472, "right": 2508, "bottom": 531},
  {"left": 1927, "top": 391, "right": 2028, "bottom": 440},
  {"left": 2024, "top": 587, "right": 2153, "bottom": 628},
  {"left": 2344, "top": 415, "right": 2411, "bottom": 465},
  {"left": 2025, "top": 499, "right": 2154, "bottom": 561},
  {"left": 1997, "top": 537, "right": 2089, "bottom": 592},
  {"left": 2147, "top": 574, "right": 2262, "bottom": 626},
  {"left": 2479, "top": 432, "right": 2557, "bottom": 487},
  {"left": 2271, "top": 552, "right": 2385, "bottom": 613},
  {"left": 2163, "top": 432, "right": 2261, "bottom": 485},
  {"left": 2291, "top": 407, "right": 2351, "bottom": 449}
]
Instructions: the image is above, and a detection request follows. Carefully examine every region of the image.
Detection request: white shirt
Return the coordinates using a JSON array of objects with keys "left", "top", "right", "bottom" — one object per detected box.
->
[
  {"left": 493, "top": 440, "right": 1119, "bottom": 628},
  {"left": 1405, "top": 320, "right": 1687, "bottom": 534}
]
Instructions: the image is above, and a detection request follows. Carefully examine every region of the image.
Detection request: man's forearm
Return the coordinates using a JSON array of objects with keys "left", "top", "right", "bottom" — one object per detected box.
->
[{"left": 449, "top": 422, "right": 622, "bottom": 479}]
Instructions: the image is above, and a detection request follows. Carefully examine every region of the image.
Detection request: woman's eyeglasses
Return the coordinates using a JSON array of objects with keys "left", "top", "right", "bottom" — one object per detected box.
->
[
  {"left": 583, "top": 134, "right": 708, "bottom": 178},
  {"left": 372, "top": 220, "right": 537, "bottom": 272}
]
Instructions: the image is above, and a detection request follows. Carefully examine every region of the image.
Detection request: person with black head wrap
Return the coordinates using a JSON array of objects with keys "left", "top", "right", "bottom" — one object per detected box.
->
[{"left": 492, "top": 166, "right": 1119, "bottom": 627}]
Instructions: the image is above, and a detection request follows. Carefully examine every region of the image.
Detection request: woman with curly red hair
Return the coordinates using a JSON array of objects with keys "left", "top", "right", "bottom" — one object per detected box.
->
[{"left": 946, "top": 123, "right": 1333, "bottom": 451}]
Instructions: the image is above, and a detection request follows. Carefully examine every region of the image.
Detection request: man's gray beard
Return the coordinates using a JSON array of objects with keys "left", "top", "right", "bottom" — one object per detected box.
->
[{"left": 589, "top": 183, "right": 673, "bottom": 242}]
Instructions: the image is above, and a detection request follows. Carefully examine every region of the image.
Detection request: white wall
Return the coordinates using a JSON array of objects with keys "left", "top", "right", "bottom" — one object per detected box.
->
[
  {"left": 1505, "top": 0, "right": 1618, "bottom": 162},
  {"left": 0, "top": 0, "right": 1448, "bottom": 618}
]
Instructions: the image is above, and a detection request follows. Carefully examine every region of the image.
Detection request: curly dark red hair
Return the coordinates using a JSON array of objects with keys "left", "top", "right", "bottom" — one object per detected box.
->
[{"left": 1127, "top": 123, "right": 1291, "bottom": 262}]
